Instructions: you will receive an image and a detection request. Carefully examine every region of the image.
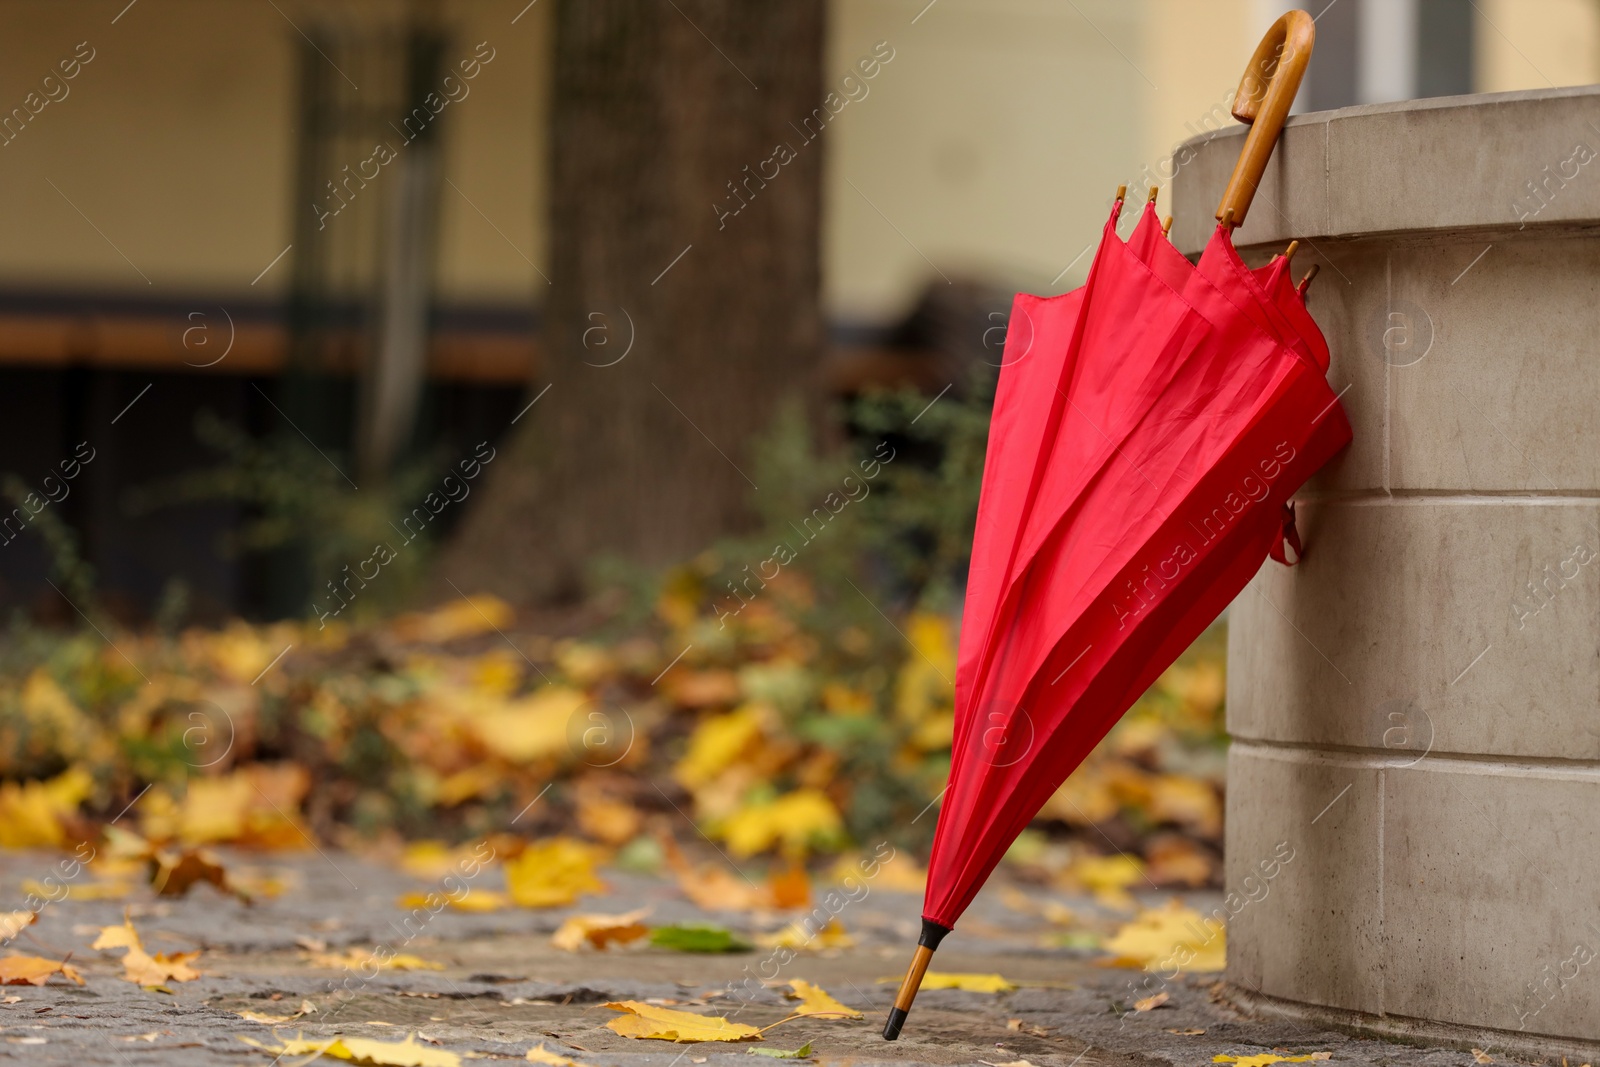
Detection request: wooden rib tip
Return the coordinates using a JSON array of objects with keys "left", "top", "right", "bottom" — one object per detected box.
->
[
  {"left": 1297, "top": 263, "right": 1320, "bottom": 294},
  {"left": 1146, "top": 184, "right": 1159, "bottom": 203},
  {"left": 1284, "top": 239, "right": 1300, "bottom": 262},
  {"left": 1162, "top": 215, "right": 1174, "bottom": 236},
  {"left": 1115, "top": 184, "right": 1127, "bottom": 202}
]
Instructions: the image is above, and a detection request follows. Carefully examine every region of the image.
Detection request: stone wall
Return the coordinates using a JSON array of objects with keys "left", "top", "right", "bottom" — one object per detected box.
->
[{"left": 1173, "top": 86, "right": 1600, "bottom": 1056}]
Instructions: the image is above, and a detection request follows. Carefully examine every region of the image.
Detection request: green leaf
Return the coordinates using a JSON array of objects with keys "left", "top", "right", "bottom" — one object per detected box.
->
[
  {"left": 751, "top": 1042, "right": 813, "bottom": 1059},
  {"left": 649, "top": 923, "right": 754, "bottom": 953}
]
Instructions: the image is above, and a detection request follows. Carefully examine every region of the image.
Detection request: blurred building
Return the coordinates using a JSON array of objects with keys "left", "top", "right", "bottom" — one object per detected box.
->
[{"left": 0, "top": 0, "right": 1592, "bottom": 618}]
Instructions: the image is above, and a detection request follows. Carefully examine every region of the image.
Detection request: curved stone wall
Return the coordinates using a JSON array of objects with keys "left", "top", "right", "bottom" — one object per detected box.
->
[{"left": 1172, "top": 86, "right": 1600, "bottom": 1055}]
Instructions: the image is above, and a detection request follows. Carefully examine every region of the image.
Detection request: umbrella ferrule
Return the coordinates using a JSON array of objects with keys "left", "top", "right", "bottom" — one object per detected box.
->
[{"left": 917, "top": 917, "right": 952, "bottom": 949}]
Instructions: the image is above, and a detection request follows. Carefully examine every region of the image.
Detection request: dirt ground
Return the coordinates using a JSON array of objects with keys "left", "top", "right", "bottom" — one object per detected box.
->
[{"left": 0, "top": 849, "right": 1482, "bottom": 1066}]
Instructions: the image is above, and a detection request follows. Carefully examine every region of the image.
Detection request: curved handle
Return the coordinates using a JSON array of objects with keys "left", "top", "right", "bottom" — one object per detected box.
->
[{"left": 1215, "top": 10, "right": 1315, "bottom": 227}]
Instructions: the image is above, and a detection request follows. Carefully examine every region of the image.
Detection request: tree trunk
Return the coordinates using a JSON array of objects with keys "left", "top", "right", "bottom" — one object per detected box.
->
[{"left": 439, "top": 0, "right": 824, "bottom": 604}]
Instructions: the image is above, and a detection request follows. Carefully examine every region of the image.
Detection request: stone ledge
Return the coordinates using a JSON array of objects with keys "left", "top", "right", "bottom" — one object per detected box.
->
[{"left": 1172, "top": 85, "right": 1600, "bottom": 252}]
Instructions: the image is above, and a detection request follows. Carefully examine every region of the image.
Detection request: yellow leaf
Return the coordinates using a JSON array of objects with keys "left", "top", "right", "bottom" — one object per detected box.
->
[
  {"left": 0, "top": 955, "right": 85, "bottom": 986},
  {"left": 551, "top": 909, "right": 651, "bottom": 952},
  {"left": 1213, "top": 1055, "right": 1320, "bottom": 1067},
  {"left": 602, "top": 1001, "right": 762, "bottom": 1043},
  {"left": 242, "top": 1031, "right": 462, "bottom": 1066},
  {"left": 1134, "top": 991, "right": 1169, "bottom": 1011},
  {"left": 663, "top": 837, "right": 767, "bottom": 911},
  {"left": 575, "top": 793, "right": 642, "bottom": 847},
  {"left": 391, "top": 595, "right": 514, "bottom": 643},
  {"left": 674, "top": 707, "right": 764, "bottom": 789},
  {"left": 1103, "top": 901, "right": 1225, "bottom": 973},
  {"left": 19, "top": 877, "right": 133, "bottom": 902},
  {"left": 1148, "top": 775, "right": 1222, "bottom": 839},
  {"left": 892, "top": 613, "right": 956, "bottom": 728},
  {"left": 1471, "top": 1052, "right": 1493, "bottom": 1065},
  {"left": 92, "top": 918, "right": 202, "bottom": 985},
  {"left": 395, "top": 890, "right": 509, "bottom": 914},
  {"left": 526, "top": 1042, "right": 580, "bottom": 1065},
  {"left": 784, "top": 979, "right": 861, "bottom": 1018},
  {"left": 505, "top": 838, "right": 605, "bottom": 908},
  {"left": 720, "top": 789, "right": 842, "bottom": 859},
  {"left": 757, "top": 918, "right": 853, "bottom": 952},
  {"left": 237, "top": 1000, "right": 316, "bottom": 1024},
  {"left": 306, "top": 948, "right": 444, "bottom": 972},
  {"left": 0, "top": 766, "right": 94, "bottom": 849},
  {"left": 919, "top": 972, "right": 1015, "bottom": 993},
  {"left": 471, "top": 686, "right": 588, "bottom": 764},
  {"left": 0, "top": 911, "right": 37, "bottom": 940}
]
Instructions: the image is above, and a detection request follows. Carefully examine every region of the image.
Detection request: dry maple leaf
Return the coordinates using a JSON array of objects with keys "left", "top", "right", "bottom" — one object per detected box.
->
[
  {"left": 1167, "top": 1028, "right": 1207, "bottom": 1036},
  {"left": 1213, "top": 1054, "right": 1327, "bottom": 1067},
  {"left": 91, "top": 917, "right": 201, "bottom": 985},
  {"left": 0, "top": 955, "right": 85, "bottom": 987},
  {"left": 784, "top": 979, "right": 862, "bottom": 1019},
  {"left": 1472, "top": 1053, "right": 1493, "bottom": 1065},
  {"left": 241, "top": 1031, "right": 461, "bottom": 1066},
  {"left": 237, "top": 999, "right": 316, "bottom": 1024},
  {"left": 915, "top": 972, "right": 1015, "bottom": 993},
  {"left": 525, "top": 1042, "right": 580, "bottom": 1065},
  {"left": 551, "top": 908, "right": 650, "bottom": 952},
  {"left": 0, "top": 911, "right": 38, "bottom": 940},
  {"left": 603, "top": 1000, "right": 762, "bottom": 1042},
  {"left": 149, "top": 847, "right": 251, "bottom": 902},
  {"left": 504, "top": 838, "right": 605, "bottom": 908},
  {"left": 1103, "top": 901, "right": 1225, "bottom": 973},
  {"left": 306, "top": 947, "right": 444, "bottom": 972},
  {"left": 1134, "top": 991, "right": 1170, "bottom": 1011}
]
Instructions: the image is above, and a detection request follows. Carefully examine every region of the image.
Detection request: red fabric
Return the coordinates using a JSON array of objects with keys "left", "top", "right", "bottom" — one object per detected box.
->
[{"left": 924, "top": 200, "right": 1351, "bottom": 930}]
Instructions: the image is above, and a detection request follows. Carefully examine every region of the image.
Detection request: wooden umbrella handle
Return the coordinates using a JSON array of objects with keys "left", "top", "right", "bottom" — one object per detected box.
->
[{"left": 1215, "top": 10, "right": 1315, "bottom": 227}]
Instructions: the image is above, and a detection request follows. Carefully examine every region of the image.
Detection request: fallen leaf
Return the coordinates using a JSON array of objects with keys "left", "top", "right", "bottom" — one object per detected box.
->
[
  {"left": 1214, "top": 1055, "right": 1323, "bottom": 1067},
  {"left": 306, "top": 948, "right": 445, "bottom": 972},
  {"left": 756, "top": 918, "right": 853, "bottom": 952},
  {"left": 391, "top": 595, "right": 514, "bottom": 643},
  {"left": 237, "top": 999, "right": 316, "bottom": 1024},
  {"left": 661, "top": 835, "right": 767, "bottom": 911},
  {"left": 0, "top": 955, "right": 85, "bottom": 987},
  {"left": 0, "top": 912, "right": 37, "bottom": 940},
  {"left": 1473, "top": 1053, "right": 1493, "bottom": 1065},
  {"left": 242, "top": 1031, "right": 462, "bottom": 1066},
  {"left": 2, "top": 994, "right": 20, "bottom": 1002},
  {"left": 395, "top": 890, "right": 510, "bottom": 914},
  {"left": 784, "top": 979, "right": 861, "bottom": 1018},
  {"left": 751, "top": 1043, "right": 813, "bottom": 1059},
  {"left": 525, "top": 1043, "right": 580, "bottom": 1066},
  {"left": 20, "top": 878, "right": 133, "bottom": 902},
  {"left": 504, "top": 838, "right": 605, "bottom": 908},
  {"left": 149, "top": 847, "right": 251, "bottom": 902},
  {"left": 1167, "top": 1028, "right": 1207, "bottom": 1036},
  {"left": 649, "top": 923, "right": 753, "bottom": 953},
  {"left": 1102, "top": 900, "right": 1225, "bottom": 973},
  {"left": 980, "top": 1059, "right": 1038, "bottom": 1067},
  {"left": 603, "top": 1001, "right": 762, "bottom": 1043},
  {"left": 916, "top": 972, "right": 1015, "bottom": 993},
  {"left": 767, "top": 862, "right": 811, "bottom": 909},
  {"left": 1134, "top": 991, "right": 1170, "bottom": 1011},
  {"left": 575, "top": 791, "right": 642, "bottom": 847},
  {"left": 551, "top": 909, "right": 651, "bottom": 952},
  {"left": 91, "top": 918, "right": 201, "bottom": 985},
  {"left": 721, "top": 789, "right": 843, "bottom": 859}
]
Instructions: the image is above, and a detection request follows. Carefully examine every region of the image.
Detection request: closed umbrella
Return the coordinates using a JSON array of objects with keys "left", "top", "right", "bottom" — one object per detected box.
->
[{"left": 884, "top": 10, "right": 1348, "bottom": 1040}]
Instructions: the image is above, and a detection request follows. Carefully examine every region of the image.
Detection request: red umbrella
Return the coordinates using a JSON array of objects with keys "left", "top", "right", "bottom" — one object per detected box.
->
[{"left": 884, "top": 10, "right": 1346, "bottom": 1040}]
